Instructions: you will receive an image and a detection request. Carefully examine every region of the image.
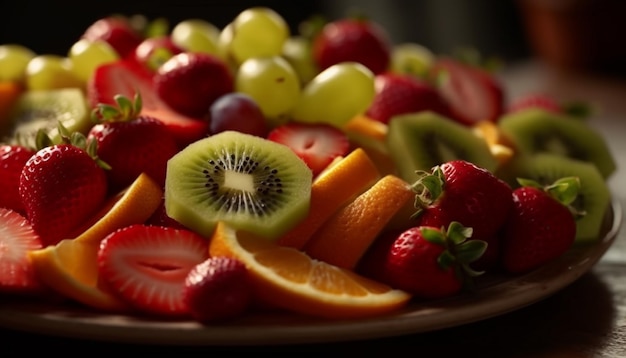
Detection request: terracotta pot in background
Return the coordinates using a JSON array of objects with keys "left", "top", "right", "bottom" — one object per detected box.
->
[{"left": 517, "top": 0, "right": 626, "bottom": 74}]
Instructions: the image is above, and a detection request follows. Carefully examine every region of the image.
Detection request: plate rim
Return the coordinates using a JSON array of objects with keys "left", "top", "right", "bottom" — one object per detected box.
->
[{"left": 0, "top": 198, "right": 622, "bottom": 346}]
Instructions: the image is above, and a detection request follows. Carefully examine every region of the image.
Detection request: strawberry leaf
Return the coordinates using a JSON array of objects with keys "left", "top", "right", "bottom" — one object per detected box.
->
[{"left": 456, "top": 240, "right": 488, "bottom": 264}]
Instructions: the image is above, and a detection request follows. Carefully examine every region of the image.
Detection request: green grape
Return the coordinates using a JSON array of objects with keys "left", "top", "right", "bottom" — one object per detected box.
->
[
  {"left": 235, "top": 56, "right": 301, "bottom": 126},
  {"left": 390, "top": 43, "right": 435, "bottom": 79},
  {"left": 25, "top": 55, "right": 83, "bottom": 91},
  {"left": 290, "top": 62, "right": 375, "bottom": 127},
  {"left": 0, "top": 44, "right": 36, "bottom": 83},
  {"left": 282, "top": 36, "right": 318, "bottom": 85},
  {"left": 68, "top": 38, "right": 119, "bottom": 84},
  {"left": 222, "top": 7, "right": 289, "bottom": 65},
  {"left": 171, "top": 19, "right": 220, "bottom": 55}
]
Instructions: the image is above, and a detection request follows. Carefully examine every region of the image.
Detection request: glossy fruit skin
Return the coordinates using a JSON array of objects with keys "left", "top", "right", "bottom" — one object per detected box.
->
[
  {"left": 19, "top": 144, "right": 108, "bottom": 246},
  {"left": 359, "top": 227, "right": 463, "bottom": 299},
  {"left": 82, "top": 16, "right": 143, "bottom": 58},
  {"left": 154, "top": 52, "right": 234, "bottom": 118},
  {"left": 366, "top": 72, "right": 452, "bottom": 124},
  {"left": 312, "top": 18, "right": 391, "bottom": 75},
  {"left": 88, "top": 116, "right": 179, "bottom": 191},
  {"left": 0, "top": 145, "right": 35, "bottom": 215},
  {"left": 183, "top": 256, "right": 253, "bottom": 323},
  {"left": 429, "top": 57, "right": 504, "bottom": 125},
  {"left": 414, "top": 160, "right": 513, "bottom": 269},
  {"left": 500, "top": 186, "right": 576, "bottom": 274}
]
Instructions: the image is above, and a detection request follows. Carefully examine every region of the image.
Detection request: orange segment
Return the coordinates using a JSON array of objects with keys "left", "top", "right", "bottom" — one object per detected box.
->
[
  {"left": 303, "top": 174, "right": 415, "bottom": 270},
  {"left": 209, "top": 222, "right": 411, "bottom": 319},
  {"left": 277, "top": 148, "right": 381, "bottom": 250},
  {"left": 343, "top": 114, "right": 396, "bottom": 175},
  {"left": 0, "top": 81, "right": 23, "bottom": 132},
  {"left": 28, "top": 173, "right": 163, "bottom": 311},
  {"left": 473, "top": 120, "right": 515, "bottom": 165}
]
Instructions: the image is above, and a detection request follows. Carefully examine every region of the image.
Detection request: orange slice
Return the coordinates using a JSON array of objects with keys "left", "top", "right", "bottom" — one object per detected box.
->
[
  {"left": 303, "top": 174, "right": 415, "bottom": 270},
  {"left": 28, "top": 173, "right": 163, "bottom": 311},
  {"left": 277, "top": 148, "right": 381, "bottom": 250},
  {"left": 209, "top": 221, "right": 411, "bottom": 319},
  {"left": 0, "top": 81, "right": 23, "bottom": 131},
  {"left": 343, "top": 114, "right": 396, "bottom": 175},
  {"left": 473, "top": 120, "right": 515, "bottom": 165}
]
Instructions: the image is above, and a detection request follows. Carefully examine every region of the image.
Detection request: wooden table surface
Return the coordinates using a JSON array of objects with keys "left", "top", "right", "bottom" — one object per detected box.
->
[{"left": 1, "top": 59, "right": 625, "bottom": 357}]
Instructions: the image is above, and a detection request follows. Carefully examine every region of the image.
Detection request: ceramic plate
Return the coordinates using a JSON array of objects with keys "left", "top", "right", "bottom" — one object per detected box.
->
[{"left": 0, "top": 199, "right": 622, "bottom": 346}]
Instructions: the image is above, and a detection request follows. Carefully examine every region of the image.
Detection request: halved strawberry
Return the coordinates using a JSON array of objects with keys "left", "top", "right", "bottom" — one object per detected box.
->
[
  {"left": 87, "top": 59, "right": 209, "bottom": 148},
  {"left": 0, "top": 208, "right": 44, "bottom": 294},
  {"left": 429, "top": 57, "right": 505, "bottom": 126},
  {"left": 267, "top": 122, "right": 350, "bottom": 177},
  {"left": 0, "top": 144, "right": 35, "bottom": 215},
  {"left": 97, "top": 224, "right": 209, "bottom": 317},
  {"left": 81, "top": 16, "right": 143, "bottom": 58}
]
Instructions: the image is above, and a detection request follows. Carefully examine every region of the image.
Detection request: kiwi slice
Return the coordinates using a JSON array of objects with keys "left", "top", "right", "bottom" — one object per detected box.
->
[
  {"left": 386, "top": 111, "right": 497, "bottom": 183},
  {"left": 2, "top": 88, "right": 92, "bottom": 148},
  {"left": 498, "top": 108, "right": 616, "bottom": 179},
  {"left": 496, "top": 153, "right": 611, "bottom": 244},
  {"left": 164, "top": 130, "right": 312, "bottom": 240}
]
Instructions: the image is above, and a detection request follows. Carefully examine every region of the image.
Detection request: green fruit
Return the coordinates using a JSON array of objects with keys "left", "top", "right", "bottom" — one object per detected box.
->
[
  {"left": 386, "top": 111, "right": 497, "bottom": 183},
  {"left": 2, "top": 88, "right": 91, "bottom": 148},
  {"left": 498, "top": 108, "right": 616, "bottom": 179},
  {"left": 496, "top": 153, "right": 611, "bottom": 244},
  {"left": 164, "top": 130, "right": 312, "bottom": 240}
]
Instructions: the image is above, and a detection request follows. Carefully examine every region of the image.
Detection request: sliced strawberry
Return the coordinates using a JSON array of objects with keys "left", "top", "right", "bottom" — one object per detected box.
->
[
  {"left": 0, "top": 144, "right": 35, "bottom": 215},
  {"left": 183, "top": 256, "right": 253, "bottom": 323},
  {"left": 87, "top": 59, "right": 209, "bottom": 148},
  {"left": 98, "top": 224, "right": 209, "bottom": 317},
  {"left": 267, "top": 122, "right": 350, "bottom": 177},
  {"left": 82, "top": 16, "right": 143, "bottom": 58},
  {"left": 507, "top": 93, "right": 562, "bottom": 114},
  {"left": 0, "top": 208, "right": 44, "bottom": 294},
  {"left": 429, "top": 57, "right": 505, "bottom": 125}
]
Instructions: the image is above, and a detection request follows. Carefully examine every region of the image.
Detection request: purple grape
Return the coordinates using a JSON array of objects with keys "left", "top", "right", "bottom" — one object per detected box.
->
[{"left": 209, "top": 92, "right": 269, "bottom": 137}]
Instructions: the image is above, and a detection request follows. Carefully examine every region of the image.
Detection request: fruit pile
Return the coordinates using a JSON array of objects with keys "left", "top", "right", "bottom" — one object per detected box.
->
[{"left": 0, "top": 7, "right": 617, "bottom": 324}]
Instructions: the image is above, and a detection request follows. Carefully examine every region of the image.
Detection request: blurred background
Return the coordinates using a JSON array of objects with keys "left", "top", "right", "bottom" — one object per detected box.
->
[{"left": 1, "top": 0, "right": 625, "bottom": 75}]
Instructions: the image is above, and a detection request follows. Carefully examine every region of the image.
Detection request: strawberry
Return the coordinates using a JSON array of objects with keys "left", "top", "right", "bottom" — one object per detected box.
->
[
  {"left": 132, "top": 35, "right": 183, "bottom": 72},
  {"left": 500, "top": 177, "right": 580, "bottom": 274},
  {"left": 154, "top": 52, "right": 234, "bottom": 119},
  {"left": 312, "top": 17, "right": 391, "bottom": 75},
  {"left": 365, "top": 72, "right": 452, "bottom": 124},
  {"left": 146, "top": 199, "right": 187, "bottom": 230},
  {"left": 358, "top": 222, "right": 485, "bottom": 299},
  {"left": 81, "top": 16, "right": 144, "bottom": 58},
  {"left": 410, "top": 160, "right": 514, "bottom": 270},
  {"left": 19, "top": 130, "right": 108, "bottom": 246},
  {"left": 89, "top": 93, "right": 180, "bottom": 191},
  {"left": 429, "top": 57, "right": 505, "bottom": 125},
  {"left": 0, "top": 208, "right": 44, "bottom": 294},
  {"left": 183, "top": 256, "right": 253, "bottom": 323},
  {"left": 87, "top": 59, "right": 209, "bottom": 148},
  {"left": 267, "top": 121, "right": 350, "bottom": 177},
  {"left": 0, "top": 144, "right": 35, "bottom": 214},
  {"left": 507, "top": 93, "right": 562, "bottom": 114},
  {"left": 98, "top": 224, "right": 209, "bottom": 317}
]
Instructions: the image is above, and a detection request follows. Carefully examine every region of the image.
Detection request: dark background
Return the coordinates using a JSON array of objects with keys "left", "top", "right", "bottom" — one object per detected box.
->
[{"left": 0, "top": 0, "right": 531, "bottom": 63}]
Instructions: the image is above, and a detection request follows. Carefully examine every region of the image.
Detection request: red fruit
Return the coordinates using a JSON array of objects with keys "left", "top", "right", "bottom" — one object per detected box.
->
[
  {"left": 0, "top": 208, "right": 44, "bottom": 294},
  {"left": 146, "top": 200, "right": 187, "bottom": 230},
  {"left": 89, "top": 93, "right": 180, "bottom": 190},
  {"left": 154, "top": 52, "right": 234, "bottom": 118},
  {"left": 411, "top": 160, "right": 513, "bottom": 269},
  {"left": 183, "top": 256, "right": 253, "bottom": 323},
  {"left": 82, "top": 16, "right": 143, "bottom": 58},
  {"left": 0, "top": 144, "right": 35, "bottom": 214},
  {"left": 19, "top": 143, "right": 108, "bottom": 246},
  {"left": 358, "top": 222, "right": 485, "bottom": 299},
  {"left": 88, "top": 59, "right": 209, "bottom": 148},
  {"left": 501, "top": 179, "right": 579, "bottom": 274},
  {"left": 267, "top": 122, "right": 350, "bottom": 177},
  {"left": 366, "top": 72, "right": 452, "bottom": 124},
  {"left": 312, "top": 18, "right": 391, "bottom": 75},
  {"left": 98, "top": 224, "right": 209, "bottom": 317},
  {"left": 507, "top": 93, "right": 562, "bottom": 114},
  {"left": 132, "top": 35, "right": 183, "bottom": 72},
  {"left": 429, "top": 57, "right": 505, "bottom": 125}
]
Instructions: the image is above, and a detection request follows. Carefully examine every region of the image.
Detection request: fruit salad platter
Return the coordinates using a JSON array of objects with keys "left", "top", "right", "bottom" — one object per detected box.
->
[{"left": 0, "top": 7, "right": 621, "bottom": 345}]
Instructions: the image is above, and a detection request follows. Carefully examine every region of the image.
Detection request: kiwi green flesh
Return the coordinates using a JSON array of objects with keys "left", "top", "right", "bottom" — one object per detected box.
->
[
  {"left": 164, "top": 130, "right": 312, "bottom": 240},
  {"left": 386, "top": 111, "right": 497, "bottom": 183},
  {"left": 498, "top": 109, "right": 616, "bottom": 179},
  {"left": 495, "top": 153, "right": 611, "bottom": 244},
  {"left": 2, "top": 88, "right": 91, "bottom": 148}
]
